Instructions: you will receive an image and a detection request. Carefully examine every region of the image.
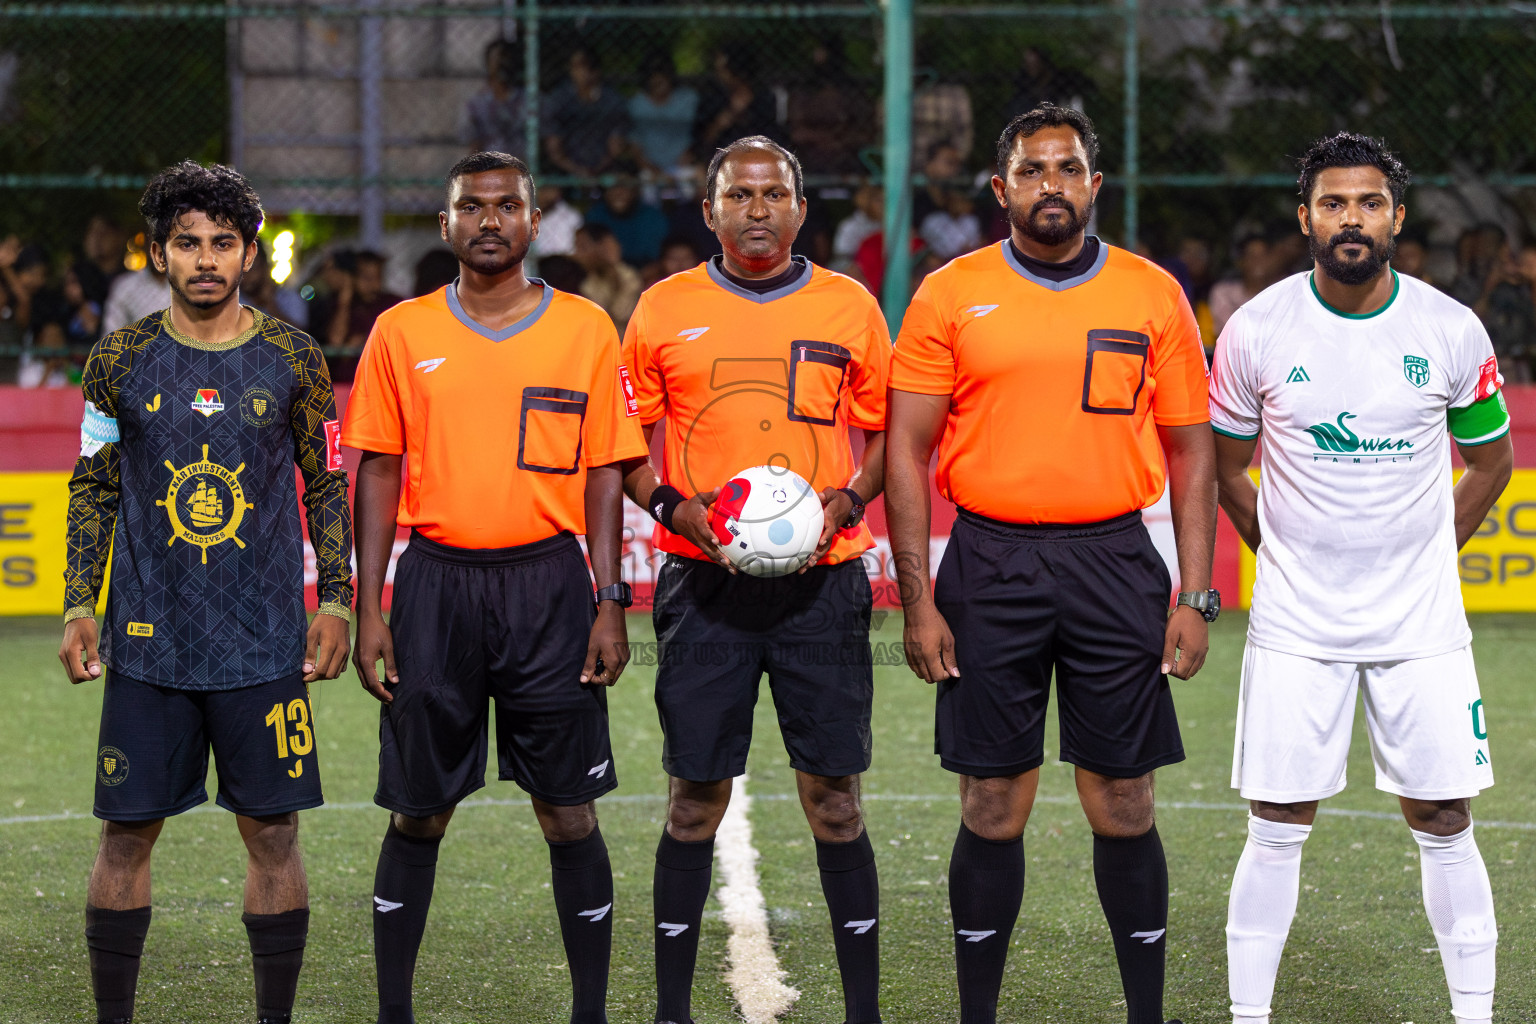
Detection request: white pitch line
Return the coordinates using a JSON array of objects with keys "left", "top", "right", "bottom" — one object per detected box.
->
[
  {"left": 4, "top": 791, "right": 1534, "bottom": 832},
  {"left": 715, "top": 773, "right": 799, "bottom": 1023}
]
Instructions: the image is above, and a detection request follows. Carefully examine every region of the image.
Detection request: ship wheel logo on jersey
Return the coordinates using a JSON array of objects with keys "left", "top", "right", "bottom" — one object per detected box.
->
[{"left": 156, "top": 444, "right": 255, "bottom": 564}]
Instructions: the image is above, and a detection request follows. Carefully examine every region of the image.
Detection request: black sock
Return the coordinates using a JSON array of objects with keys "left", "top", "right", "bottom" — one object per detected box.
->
[
  {"left": 373, "top": 822, "right": 443, "bottom": 1024},
  {"left": 653, "top": 830, "right": 714, "bottom": 1024},
  {"left": 1092, "top": 826, "right": 1169, "bottom": 1024},
  {"left": 548, "top": 825, "right": 613, "bottom": 1024},
  {"left": 85, "top": 904, "right": 151, "bottom": 1023},
  {"left": 816, "top": 831, "right": 881, "bottom": 1024},
  {"left": 948, "top": 824, "right": 1024, "bottom": 1024},
  {"left": 243, "top": 907, "right": 309, "bottom": 1023}
]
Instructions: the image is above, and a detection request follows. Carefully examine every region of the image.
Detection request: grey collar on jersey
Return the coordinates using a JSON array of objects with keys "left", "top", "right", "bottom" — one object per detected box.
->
[
  {"left": 446, "top": 278, "right": 552, "bottom": 341},
  {"left": 705, "top": 255, "right": 813, "bottom": 304},
  {"left": 999, "top": 236, "right": 1110, "bottom": 292}
]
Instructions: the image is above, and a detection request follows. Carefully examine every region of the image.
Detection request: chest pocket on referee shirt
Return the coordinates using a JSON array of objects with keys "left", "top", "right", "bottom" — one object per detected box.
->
[
  {"left": 518, "top": 386, "right": 588, "bottom": 475},
  {"left": 787, "top": 340, "right": 851, "bottom": 426},
  {"left": 1080, "top": 329, "right": 1150, "bottom": 416}
]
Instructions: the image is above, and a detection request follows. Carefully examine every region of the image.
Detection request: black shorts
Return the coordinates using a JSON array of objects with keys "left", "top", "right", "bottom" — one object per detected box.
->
[
  {"left": 378, "top": 530, "right": 616, "bottom": 816},
  {"left": 933, "top": 509, "right": 1184, "bottom": 779},
  {"left": 652, "top": 555, "right": 874, "bottom": 782},
  {"left": 94, "top": 671, "right": 322, "bottom": 822}
]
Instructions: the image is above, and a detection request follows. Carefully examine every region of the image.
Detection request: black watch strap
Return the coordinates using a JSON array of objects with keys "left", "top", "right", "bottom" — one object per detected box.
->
[
  {"left": 595, "top": 582, "right": 633, "bottom": 608},
  {"left": 837, "top": 486, "right": 866, "bottom": 529}
]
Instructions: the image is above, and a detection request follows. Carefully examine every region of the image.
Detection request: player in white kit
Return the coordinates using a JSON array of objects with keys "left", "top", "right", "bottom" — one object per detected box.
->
[{"left": 1208, "top": 133, "right": 1514, "bottom": 1024}]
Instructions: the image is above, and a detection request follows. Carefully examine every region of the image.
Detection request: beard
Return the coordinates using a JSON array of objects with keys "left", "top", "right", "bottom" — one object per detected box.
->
[
  {"left": 1009, "top": 194, "right": 1094, "bottom": 248},
  {"left": 451, "top": 231, "right": 530, "bottom": 276},
  {"left": 1310, "top": 227, "right": 1394, "bottom": 286},
  {"left": 170, "top": 272, "right": 237, "bottom": 310}
]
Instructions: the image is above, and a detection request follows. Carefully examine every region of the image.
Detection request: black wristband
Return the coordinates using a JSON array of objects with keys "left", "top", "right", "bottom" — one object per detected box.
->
[{"left": 648, "top": 484, "right": 688, "bottom": 532}]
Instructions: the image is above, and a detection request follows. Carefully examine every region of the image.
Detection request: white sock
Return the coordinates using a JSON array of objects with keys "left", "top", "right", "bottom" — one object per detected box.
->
[
  {"left": 1227, "top": 813, "right": 1311, "bottom": 1022},
  {"left": 1412, "top": 824, "right": 1497, "bottom": 1024}
]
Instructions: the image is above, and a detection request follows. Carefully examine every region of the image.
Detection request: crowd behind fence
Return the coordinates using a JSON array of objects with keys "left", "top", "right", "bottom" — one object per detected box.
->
[{"left": 3, "top": 1, "right": 1536, "bottom": 384}]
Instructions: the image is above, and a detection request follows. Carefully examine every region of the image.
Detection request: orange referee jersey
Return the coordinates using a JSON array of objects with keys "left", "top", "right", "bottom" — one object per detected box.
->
[
  {"left": 622, "top": 257, "right": 891, "bottom": 564},
  {"left": 342, "top": 281, "right": 648, "bottom": 548},
  {"left": 891, "top": 239, "right": 1209, "bottom": 524}
]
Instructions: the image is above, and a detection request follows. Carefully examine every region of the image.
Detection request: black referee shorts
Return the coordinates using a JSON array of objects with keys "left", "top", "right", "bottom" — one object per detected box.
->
[
  {"left": 377, "top": 530, "right": 616, "bottom": 816},
  {"left": 933, "top": 508, "right": 1184, "bottom": 779},
  {"left": 94, "top": 671, "right": 322, "bottom": 822},
  {"left": 653, "top": 555, "right": 874, "bottom": 782}
]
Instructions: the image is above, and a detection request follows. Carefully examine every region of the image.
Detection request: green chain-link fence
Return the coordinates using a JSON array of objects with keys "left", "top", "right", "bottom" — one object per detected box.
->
[{"left": 3, "top": 1, "right": 1536, "bottom": 324}]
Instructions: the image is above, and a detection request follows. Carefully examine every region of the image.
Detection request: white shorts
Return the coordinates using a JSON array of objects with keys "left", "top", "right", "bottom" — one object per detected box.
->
[{"left": 1231, "top": 642, "right": 1493, "bottom": 803}]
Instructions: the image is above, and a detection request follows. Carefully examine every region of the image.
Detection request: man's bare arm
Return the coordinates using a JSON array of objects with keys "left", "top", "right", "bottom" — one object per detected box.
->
[
  {"left": 1214, "top": 432, "right": 1261, "bottom": 552},
  {"left": 351, "top": 451, "right": 402, "bottom": 702},
  {"left": 1454, "top": 434, "right": 1513, "bottom": 550},
  {"left": 885, "top": 388, "right": 957, "bottom": 683}
]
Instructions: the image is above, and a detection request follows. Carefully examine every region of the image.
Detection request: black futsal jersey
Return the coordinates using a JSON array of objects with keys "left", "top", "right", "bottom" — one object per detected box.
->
[{"left": 64, "top": 307, "right": 353, "bottom": 690}]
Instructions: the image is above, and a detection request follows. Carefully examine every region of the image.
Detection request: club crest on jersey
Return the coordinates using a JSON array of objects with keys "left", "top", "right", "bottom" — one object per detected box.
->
[
  {"left": 97, "top": 746, "right": 129, "bottom": 786},
  {"left": 1403, "top": 355, "right": 1430, "bottom": 388},
  {"left": 156, "top": 444, "right": 254, "bottom": 564},
  {"left": 240, "top": 386, "right": 279, "bottom": 427},
  {"left": 191, "top": 388, "right": 225, "bottom": 416}
]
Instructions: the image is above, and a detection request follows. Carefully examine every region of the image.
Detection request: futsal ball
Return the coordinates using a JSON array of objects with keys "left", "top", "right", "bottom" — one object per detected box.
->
[{"left": 710, "top": 465, "right": 826, "bottom": 578}]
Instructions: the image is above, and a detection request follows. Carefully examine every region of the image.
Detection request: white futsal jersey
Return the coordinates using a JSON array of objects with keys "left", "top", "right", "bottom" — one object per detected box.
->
[{"left": 1209, "top": 270, "right": 1510, "bottom": 661}]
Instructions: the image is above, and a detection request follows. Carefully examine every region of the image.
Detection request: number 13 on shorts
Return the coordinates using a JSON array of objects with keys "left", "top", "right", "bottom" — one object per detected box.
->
[{"left": 264, "top": 697, "right": 314, "bottom": 778}]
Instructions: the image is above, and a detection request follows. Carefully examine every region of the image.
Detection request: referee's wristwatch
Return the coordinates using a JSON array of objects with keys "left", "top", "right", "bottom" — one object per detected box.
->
[
  {"left": 837, "top": 487, "right": 867, "bottom": 530},
  {"left": 1175, "top": 589, "right": 1221, "bottom": 622},
  {"left": 595, "top": 582, "right": 633, "bottom": 608}
]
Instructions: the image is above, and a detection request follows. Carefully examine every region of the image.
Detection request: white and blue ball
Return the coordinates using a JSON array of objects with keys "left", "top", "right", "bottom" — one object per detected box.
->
[{"left": 712, "top": 465, "right": 825, "bottom": 578}]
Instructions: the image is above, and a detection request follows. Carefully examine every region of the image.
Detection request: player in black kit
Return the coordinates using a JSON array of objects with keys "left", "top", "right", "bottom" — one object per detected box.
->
[{"left": 59, "top": 161, "right": 353, "bottom": 1024}]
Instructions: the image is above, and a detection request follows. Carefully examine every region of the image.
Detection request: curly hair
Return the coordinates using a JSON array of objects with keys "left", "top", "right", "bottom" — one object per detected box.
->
[
  {"left": 1297, "top": 132, "right": 1410, "bottom": 205},
  {"left": 139, "top": 160, "right": 264, "bottom": 248},
  {"left": 996, "top": 103, "right": 1100, "bottom": 177}
]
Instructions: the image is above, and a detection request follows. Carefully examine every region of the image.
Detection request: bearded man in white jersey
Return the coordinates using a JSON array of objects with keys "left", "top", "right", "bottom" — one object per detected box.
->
[{"left": 1208, "top": 132, "right": 1514, "bottom": 1024}]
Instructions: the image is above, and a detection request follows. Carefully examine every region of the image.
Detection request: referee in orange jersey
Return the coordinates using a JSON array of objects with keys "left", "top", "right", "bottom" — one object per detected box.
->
[
  {"left": 621, "top": 137, "right": 890, "bottom": 1024},
  {"left": 886, "top": 105, "right": 1217, "bottom": 1024},
  {"left": 343, "top": 152, "right": 648, "bottom": 1024}
]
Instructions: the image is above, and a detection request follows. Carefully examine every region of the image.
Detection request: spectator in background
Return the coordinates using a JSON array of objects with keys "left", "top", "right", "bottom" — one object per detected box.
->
[
  {"left": 463, "top": 38, "right": 527, "bottom": 157},
  {"left": 648, "top": 235, "right": 701, "bottom": 286},
  {"left": 572, "top": 223, "right": 640, "bottom": 331},
  {"left": 787, "top": 33, "right": 872, "bottom": 174},
  {"left": 919, "top": 187, "right": 982, "bottom": 263},
  {"left": 1395, "top": 234, "right": 1432, "bottom": 284},
  {"left": 913, "top": 141, "right": 966, "bottom": 227},
  {"left": 1450, "top": 223, "right": 1507, "bottom": 311},
  {"left": 323, "top": 249, "right": 402, "bottom": 382},
  {"left": 584, "top": 170, "right": 669, "bottom": 267},
  {"left": 537, "top": 253, "right": 587, "bottom": 295},
  {"left": 834, "top": 185, "right": 883, "bottom": 270},
  {"left": 1472, "top": 242, "right": 1536, "bottom": 383},
  {"left": 17, "top": 319, "right": 71, "bottom": 387},
  {"left": 100, "top": 259, "right": 170, "bottom": 335},
  {"left": 664, "top": 164, "right": 719, "bottom": 261},
  {"left": 628, "top": 55, "right": 698, "bottom": 175},
  {"left": 544, "top": 46, "right": 630, "bottom": 178},
  {"left": 912, "top": 41, "right": 973, "bottom": 165},
  {"left": 412, "top": 248, "right": 459, "bottom": 297},
  {"left": 1208, "top": 232, "right": 1277, "bottom": 339},
  {"left": 530, "top": 184, "right": 583, "bottom": 258},
  {"left": 62, "top": 261, "right": 107, "bottom": 348},
  {"left": 0, "top": 240, "right": 49, "bottom": 339},
  {"left": 1006, "top": 47, "right": 1092, "bottom": 121},
  {"left": 81, "top": 214, "right": 128, "bottom": 285},
  {"left": 694, "top": 44, "right": 782, "bottom": 160}
]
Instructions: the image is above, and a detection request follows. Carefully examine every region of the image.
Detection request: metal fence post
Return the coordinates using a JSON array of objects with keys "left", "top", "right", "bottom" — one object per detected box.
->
[
  {"left": 882, "top": 0, "right": 913, "bottom": 329},
  {"left": 359, "top": 0, "right": 385, "bottom": 248},
  {"left": 523, "top": 0, "right": 541, "bottom": 180},
  {"left": 1122, "top": 0, "right": 1139, "bottom": 251}
]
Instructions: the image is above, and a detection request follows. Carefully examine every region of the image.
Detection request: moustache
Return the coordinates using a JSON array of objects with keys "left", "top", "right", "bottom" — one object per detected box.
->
[
  {"left": 1328, "top": 230, "right": 1373, "bottom": 249},
  {"left": 472, "top": 235, "right": 507, "bottom": 246},
  {"left": 1030, "top": 197, "right": 1075, "bottom": 216},
  {"left": 189, "top": 276, "right": 224, "bottom": 285}
]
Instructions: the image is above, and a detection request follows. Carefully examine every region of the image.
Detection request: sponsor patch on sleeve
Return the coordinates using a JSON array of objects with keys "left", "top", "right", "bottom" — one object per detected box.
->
[
  {"left": 79, "top": 400, "right": 119, "bottom": 457},
  {"left": 618, "top": 365, "right": 640, "bottom": 417},
  {"left": 323, "top": 419, "right": 343, "bottom": 471},
  {"left": 1475, "top": 355, "right": 1504, "bottom": 401}
]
